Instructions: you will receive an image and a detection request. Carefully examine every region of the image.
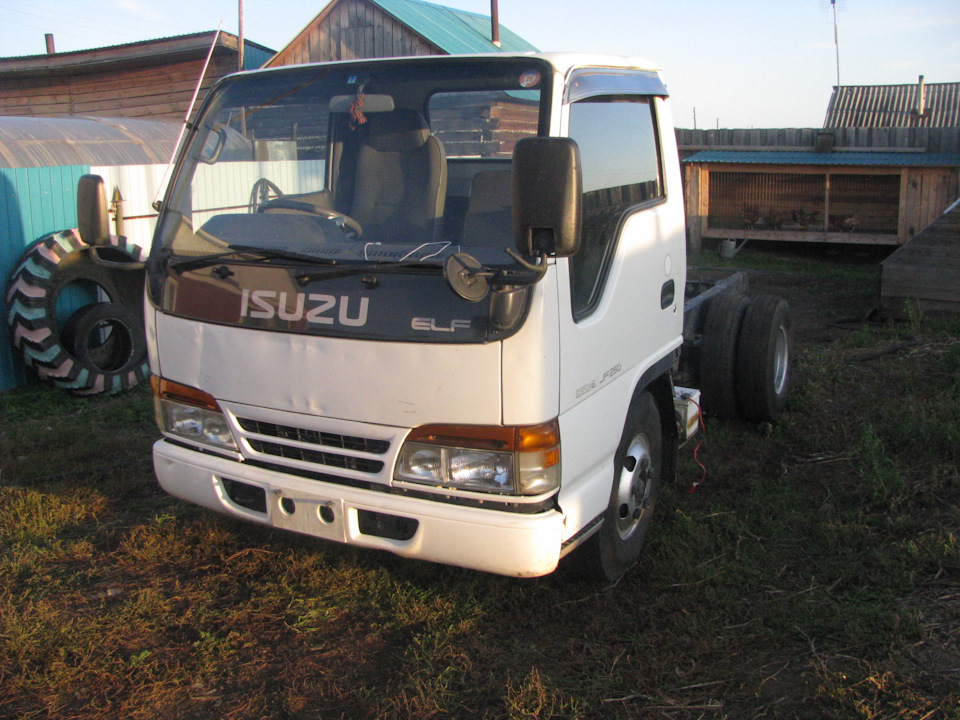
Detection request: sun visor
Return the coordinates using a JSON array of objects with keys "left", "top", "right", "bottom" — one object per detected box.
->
[{"left": 565, "top": 69, "right": 668, "bottom": 103}]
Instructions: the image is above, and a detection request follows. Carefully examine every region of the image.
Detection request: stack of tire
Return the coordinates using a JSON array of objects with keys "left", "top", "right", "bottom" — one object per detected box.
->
[
  {"left": 5, "top": 228, "right": 150, "bottom": 396},
  {"left": 698, "top": 292, "right": 792, "bottom": 422}
]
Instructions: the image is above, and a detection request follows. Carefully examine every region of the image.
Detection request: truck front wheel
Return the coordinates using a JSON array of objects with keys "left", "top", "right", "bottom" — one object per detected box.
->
[{"left": 574, "top": 391, "right": 663, "bottom": 582}]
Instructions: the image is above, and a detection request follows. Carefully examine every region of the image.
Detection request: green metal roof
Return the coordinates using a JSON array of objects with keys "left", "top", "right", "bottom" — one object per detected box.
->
[
  {"left": 683, "top": 150, "right": 960, "bottom": 167},
  {"left": 372, "top": 0, "right": 538, "bottom": 54}
]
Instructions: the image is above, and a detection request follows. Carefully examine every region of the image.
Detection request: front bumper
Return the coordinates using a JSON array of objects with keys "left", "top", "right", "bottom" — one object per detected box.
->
[{"left": 154, "top": 439, "right": 565, "bottom": 577}]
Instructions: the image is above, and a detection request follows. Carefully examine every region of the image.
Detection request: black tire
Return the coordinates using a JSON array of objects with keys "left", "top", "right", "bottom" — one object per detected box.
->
[
  {"left": 699, "top": 292, "right": 749, "bottom": 419},
  {"left": 573, "top": 391, "right": 663, "bottom": 582},
  {"left": 735, "top": 295, "right": 792, "bottom": 422},
  {"left": 5, "top": 228, "right": 146, "bottom": 393},
  {"left": 59, "top": 302, "right": 149, "bottom": 396}
]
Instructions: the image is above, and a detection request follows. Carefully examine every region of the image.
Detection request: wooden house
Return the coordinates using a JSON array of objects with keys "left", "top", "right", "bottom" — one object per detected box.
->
[
  {"left": 0, "top": 32, "right": 274, "bottom": 122},
  {"left": 266, "top": 0, "right": 541, "bottom": 159},
  {"left": 266, "top": 0, "right": 537, "bottom": 67},
  {"left": 681, "top": 79, "right": 960, "bottom": 252}
]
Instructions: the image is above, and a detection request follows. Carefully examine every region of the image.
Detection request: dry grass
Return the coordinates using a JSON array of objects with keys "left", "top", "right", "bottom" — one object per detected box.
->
[{"left": 2, "top": 245, "right": 959, "bottom": 719}]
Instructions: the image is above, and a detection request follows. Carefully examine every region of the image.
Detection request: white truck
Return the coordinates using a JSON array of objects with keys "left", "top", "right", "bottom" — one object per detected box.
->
[{"left": 145, "top": 53, "right": 790, "bottom": 580}]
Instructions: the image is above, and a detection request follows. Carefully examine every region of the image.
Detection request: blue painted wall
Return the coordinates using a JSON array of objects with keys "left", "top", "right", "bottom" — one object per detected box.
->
[{"left": 1, "top": 165, "right": 90, "bottom": 391}]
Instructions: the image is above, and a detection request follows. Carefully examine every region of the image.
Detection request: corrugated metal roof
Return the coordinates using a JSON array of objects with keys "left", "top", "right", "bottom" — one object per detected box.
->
[
  {"left": 372, "top": 0, "right": 538, "bottom": 54},
  {"left": 683, "top": 150, "right": 960, "bottom": 167},
  {"left": 824, "top": 81, "right": 960, "bottom": 129},
  {"left": 0, "top": 116, "right": 180, "bottom": 169}
]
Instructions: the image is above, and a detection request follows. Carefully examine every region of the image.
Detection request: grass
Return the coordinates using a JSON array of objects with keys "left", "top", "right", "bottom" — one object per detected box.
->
[{"left": 1, "top": 250, "right": 959, "bottom": 719}]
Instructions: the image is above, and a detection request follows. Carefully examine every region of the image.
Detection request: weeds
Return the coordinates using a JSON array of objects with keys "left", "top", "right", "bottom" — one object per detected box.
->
[{"left": 2, "top": 253, "right": 959, "bottom": 719}]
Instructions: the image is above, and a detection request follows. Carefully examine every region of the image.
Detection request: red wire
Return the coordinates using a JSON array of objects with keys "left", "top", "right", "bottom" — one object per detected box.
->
[{"left": 688, "top": 398, "right": 706, "bottom": 494}]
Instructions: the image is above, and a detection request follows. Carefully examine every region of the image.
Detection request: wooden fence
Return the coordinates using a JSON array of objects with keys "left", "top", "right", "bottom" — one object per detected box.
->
[{"left": 676, "top": 126, "right": 960, "bottom": 158}]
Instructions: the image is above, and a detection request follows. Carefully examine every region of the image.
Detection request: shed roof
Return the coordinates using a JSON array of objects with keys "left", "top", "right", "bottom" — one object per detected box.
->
[
  {"left": 683, "top": 150, "right": 960, "bottom": 167},
  {"left": 823, "top": 81, "right": 960, "bottom": 129},
  {"left": 371, "top": 0, "right": 537, "bottom": 54},
  {"left": 0, "top": 31, "right": 274, "bottom": 74},
  {"left": 0, "top": 115, "right": 180, "bottom": 169}
]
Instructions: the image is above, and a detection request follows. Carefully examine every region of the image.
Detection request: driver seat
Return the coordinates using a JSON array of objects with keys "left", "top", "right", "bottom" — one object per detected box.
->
[{"left": 349, "top": 109, "right": 447, "bottom": 243}]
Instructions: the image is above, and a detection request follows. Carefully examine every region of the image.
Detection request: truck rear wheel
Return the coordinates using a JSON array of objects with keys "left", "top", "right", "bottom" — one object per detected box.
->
[
  {"left": 735, "top": 295, "right": 792, "bottom": 421},
  {"left": 699, "top": 292, "right": 749, "bottom": 419},
  {"left": 573, "top": 391, "right": 662, "bottom": 582}
]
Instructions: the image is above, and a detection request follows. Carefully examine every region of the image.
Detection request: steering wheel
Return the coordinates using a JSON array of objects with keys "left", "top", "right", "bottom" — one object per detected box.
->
[
  {"left": 257, "top": 198, "right": 363, "bottom": 239},
  {"left": 249, "top": 178, "right": 283, "bottom": 213}
]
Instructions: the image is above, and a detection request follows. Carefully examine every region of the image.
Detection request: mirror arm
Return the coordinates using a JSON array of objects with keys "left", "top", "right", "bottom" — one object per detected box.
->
[{"left": 502, "top": 249, "right": 548, "bottom": 284}]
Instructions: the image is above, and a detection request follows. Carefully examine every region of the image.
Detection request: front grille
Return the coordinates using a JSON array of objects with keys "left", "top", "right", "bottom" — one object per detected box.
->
[
  {"left": 237, "top": 418, "right": 389, "bottom": 454},
  {"left": 248, "top": 439, "right": 384, "bottom": 474},
  {"left": 235, "top": 416, "right": 390, "bottom": 477}
]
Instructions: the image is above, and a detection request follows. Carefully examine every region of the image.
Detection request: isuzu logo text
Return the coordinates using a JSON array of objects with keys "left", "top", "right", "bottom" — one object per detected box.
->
[{"left": 240, "top": 290, "right": 369, "bottom": 326}]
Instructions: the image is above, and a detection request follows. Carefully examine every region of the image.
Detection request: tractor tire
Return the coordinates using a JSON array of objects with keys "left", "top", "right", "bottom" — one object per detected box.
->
[{"left": 5, "top": 228, "right": 147, "bottom": 395}]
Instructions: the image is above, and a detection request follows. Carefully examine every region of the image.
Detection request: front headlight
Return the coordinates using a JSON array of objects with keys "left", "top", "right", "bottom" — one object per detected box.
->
[
  {"left": 395, "top": 421, "right": 560, "bottom": 496},
  {"left": 151, "top": 377, "right": 238, "bottom": 451}
]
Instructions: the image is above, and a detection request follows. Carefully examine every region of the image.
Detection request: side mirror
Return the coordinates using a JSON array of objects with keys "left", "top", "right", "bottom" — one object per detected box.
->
[
  {"left": 77, "top": 174, "right": 110, "bottom": 246},
  {"left": 512, "top": 137, "right": 582, "bottom": 258}
]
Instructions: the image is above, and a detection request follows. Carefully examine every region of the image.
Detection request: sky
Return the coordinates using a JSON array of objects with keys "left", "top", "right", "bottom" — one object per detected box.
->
[{"left": 1, "top": 0, "right": 958, "bottom": 129}]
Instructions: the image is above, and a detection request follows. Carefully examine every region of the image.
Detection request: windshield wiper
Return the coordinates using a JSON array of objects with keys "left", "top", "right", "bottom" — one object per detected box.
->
[
  {"left": 168, "top": 245, "right": 341, "bottom": 274},
  {"left": 294, "top": 260, "right": 441, "bottom": 285}
]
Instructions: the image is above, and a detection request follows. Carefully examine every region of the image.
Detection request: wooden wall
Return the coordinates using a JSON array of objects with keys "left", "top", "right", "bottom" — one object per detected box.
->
[
  {"left": 270, "top": 0, "right": 442, "bottom": 67},
  {"left": 0, "top": 53, "right": 236, "bottom": 122}
]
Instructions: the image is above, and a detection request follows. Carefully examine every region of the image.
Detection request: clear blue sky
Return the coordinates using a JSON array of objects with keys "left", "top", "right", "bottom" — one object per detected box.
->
[{"left": 1, "top": 0, "right": 958, "bottom": 129}]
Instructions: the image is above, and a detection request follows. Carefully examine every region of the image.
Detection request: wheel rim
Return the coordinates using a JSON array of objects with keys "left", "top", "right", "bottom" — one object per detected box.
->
[
  {"left": 615, "top": 433, "right": 655, "bottom": 541},
  {"left": 773, "top": 325, "right": 789, "bottom": 395}
]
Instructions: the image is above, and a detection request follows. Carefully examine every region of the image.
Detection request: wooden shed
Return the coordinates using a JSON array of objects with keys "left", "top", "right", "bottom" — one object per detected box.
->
[
  {"left": 880, "top": 198, "right": 960, "bottom": 317},
  {"left": 0, "top": 32, "right": 274, "bottom": 122},
  {"left": 266, "top": 0, "right": 537, "bottom": 67},
  {"left": 683, "top": 150, "right": 960, "bottom": 251}
]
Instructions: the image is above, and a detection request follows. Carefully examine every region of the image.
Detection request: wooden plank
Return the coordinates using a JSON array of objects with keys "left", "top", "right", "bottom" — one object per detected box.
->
[{"left": 702, "top": 226, "right": 900, "bottom": 245}]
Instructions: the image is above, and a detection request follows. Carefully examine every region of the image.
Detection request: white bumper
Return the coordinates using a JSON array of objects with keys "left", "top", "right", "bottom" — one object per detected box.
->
[{"left": 154, "top": 439, "right": 565, "bottom": 577}]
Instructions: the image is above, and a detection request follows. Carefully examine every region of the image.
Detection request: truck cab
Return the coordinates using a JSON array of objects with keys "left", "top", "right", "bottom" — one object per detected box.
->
[{"left": 148, "top": 53, "right": 687, "bottom": 579}]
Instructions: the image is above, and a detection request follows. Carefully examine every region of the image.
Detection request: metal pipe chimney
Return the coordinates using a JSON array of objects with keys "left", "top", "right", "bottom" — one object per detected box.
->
[
  {"left": 490, "top": 0, "right": 501, "bottom": 47},
  {"left": 238, "top": 0, "right": 245, "bottom": 71},
  {"left": 915, "top": 75, "right": 926, "bottom": 116},
  {"left": 45, "top": 34, "right": 55, "bottom": 55}
]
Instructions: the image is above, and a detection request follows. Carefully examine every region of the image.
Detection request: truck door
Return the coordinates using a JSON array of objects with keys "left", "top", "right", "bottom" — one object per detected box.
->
[{"left": 555, "top": 71, "right": 686, "bottom": 527}]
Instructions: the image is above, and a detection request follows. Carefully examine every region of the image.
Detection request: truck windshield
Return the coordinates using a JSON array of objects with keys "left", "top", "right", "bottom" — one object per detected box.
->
[{"left": 156, "top": 57, "right": 549, "bottom": 268}]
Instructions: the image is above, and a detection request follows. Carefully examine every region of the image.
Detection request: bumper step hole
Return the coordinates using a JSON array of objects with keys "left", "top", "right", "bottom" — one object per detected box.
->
[
  {"left": 222, "top": 478, "right": 267, "bottom": 514},
  {"left": 357, "top": 509, "right": 418, "bottom": 541}
]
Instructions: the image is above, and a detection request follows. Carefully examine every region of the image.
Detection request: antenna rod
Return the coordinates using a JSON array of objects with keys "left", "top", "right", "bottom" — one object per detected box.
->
[
  {"left": 154, "top": 23, "right": 223, "bottom": 208},
  {"left": 832, "top": 0, "right": 840, "bottom": 87}
]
